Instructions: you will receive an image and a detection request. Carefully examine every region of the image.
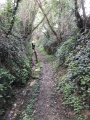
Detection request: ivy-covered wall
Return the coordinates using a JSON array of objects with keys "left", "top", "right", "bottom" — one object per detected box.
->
[
  {"left": 0, "top": 36, "right": 33, "bottom": 116},
  {"left": 57, "top": 34, "right": 90, "bottom": 118}
]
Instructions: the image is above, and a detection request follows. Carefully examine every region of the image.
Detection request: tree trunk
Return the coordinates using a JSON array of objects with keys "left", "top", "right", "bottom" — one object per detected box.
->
[
  {"left": 81, "top": 0, "right": 87, "bottom": 29},
  {"left": 74, "top": 0, "right": 84, "bottom": 32},
  {"left": 6, "top": 0, "right": 21, "bottom": 36},
  {"left": 36, "top": 0, "right": 61, "bottom": 45}
]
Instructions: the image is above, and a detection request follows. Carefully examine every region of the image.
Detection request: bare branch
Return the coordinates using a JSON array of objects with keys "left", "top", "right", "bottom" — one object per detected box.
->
[
  {"left": 36, "top": 0, "right": 60, "bottom": 43},
  {"left": 32, "top": 8, "right": 51, "bottom": 33},
  {"left": 32, "top": 16, "right": 45, "bottom": 33}
]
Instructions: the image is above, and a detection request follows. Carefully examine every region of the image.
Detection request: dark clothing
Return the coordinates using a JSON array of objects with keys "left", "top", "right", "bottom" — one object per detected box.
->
[{"left": 32, "top": 43, "right": 35, "bottom": 50}]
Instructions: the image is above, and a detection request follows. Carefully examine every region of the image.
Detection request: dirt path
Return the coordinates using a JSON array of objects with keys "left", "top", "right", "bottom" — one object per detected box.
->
[
  {"left": 34, "top": 50, "right": 72, "bottom": 120},
  {"left": 2, "top": 49, "right": 73, "bottom": 120}
]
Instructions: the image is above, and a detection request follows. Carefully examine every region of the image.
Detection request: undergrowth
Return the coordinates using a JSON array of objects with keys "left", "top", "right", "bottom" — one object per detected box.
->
[
  {"left": 0, "top": 68, "right": 15, "bottom": 115},
  {"left": 0, "top": 43, "right": 33, "bottom": 116},
  {"left": 57, "top": 34, "right": 90, "bottom": 120},
  {"left": 56, "top": 35, "right": 78, "bottom": 66},
  {"left": 23, "top": 78, "right": 40, "bottom": 120},
  {"left": 38, "top": 45, "right": 55, "bottom": 62},
  {"left": 22, "top": 54, "right": 42, "bottom": 120}
]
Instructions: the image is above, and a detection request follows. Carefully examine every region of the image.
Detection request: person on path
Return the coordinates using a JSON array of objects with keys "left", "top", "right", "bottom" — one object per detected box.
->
[{"left": 32, "top": 41, "right": 38, "bottom": 64}]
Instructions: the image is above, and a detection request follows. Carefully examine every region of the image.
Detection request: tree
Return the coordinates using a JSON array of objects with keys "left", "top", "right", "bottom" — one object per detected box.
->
[
  {"left": 35, "top": 0, "right": 61, "bottom": 45},
  {"left": 6, "top": 0, "right": 21, "bottom": 36},
  {"left": 81, "top": 0, "right": 87, "bottom": 29},
  {"left": 74, "top": 0, "right": 90, "bottom": 32}
]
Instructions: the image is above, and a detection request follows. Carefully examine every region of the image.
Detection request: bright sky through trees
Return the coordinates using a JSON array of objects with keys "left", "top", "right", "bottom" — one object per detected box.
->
[
  {"left": 0, "top": 0, "right": 6, "bottom": 4},
  {"left": 0, "top": 0, "right": 90, "bottom": 15}
]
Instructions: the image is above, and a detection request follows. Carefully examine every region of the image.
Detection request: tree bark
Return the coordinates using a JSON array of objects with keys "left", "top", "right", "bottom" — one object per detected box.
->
[
  {"left": 74, "top": 0, "right": 84, "bottom": 32},
  {"left": 6, "top": 0, "right": 21, "bottom": 36},
  {"left": 81, "top": 0, "right": 87, "bottom": 29}
]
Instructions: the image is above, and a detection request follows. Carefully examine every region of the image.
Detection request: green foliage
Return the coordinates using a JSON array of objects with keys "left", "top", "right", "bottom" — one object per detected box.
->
[
  {"left": 57, "top": 36, "right": 90, "bottom": 118},
  {"left": 0, "top": 68, "right": 15, "bottom": 115},
  {"left": 38, "top": 45, "right": 55, "bottom": 62},
  {"left": 39, "top": 35, "right": 58, "bottom": 54},
  {"left": 66, "top": 94, "right": 83, "bottom": 114},
  {"left": 59, "top": 77, "right": 84, "bottom": 113},
  {"left": 38, "top": 45, "right": 45, "bottom": 55},
  {"left": 0, "top": 41, "right": 32, "bottom": 116},
  {"left": 0, "top": 58, "right": 32, "bottom": 115},
  {"left": 0, "top": 0, "right": 35, "bottom": 118},
  {"left": 42, "top": 36, "right": 56, "bottom": 47},
  {"left": 23, "top": 83, "right": 40, "bottom": 120},
  {"left": 13, "top": 67, "right": 30, "bottom": 85},
  {"left": 45, "top": 54, "right": 55, "bottom": 62},
  {"left": 56, "top": 36, "right": 78, "bottom": 66},
  {"left": 1, "top": 0, "right": 14, "bottom": 30},
  {"left": 23, "top": 115, "right": 34, "bottom": 120}
]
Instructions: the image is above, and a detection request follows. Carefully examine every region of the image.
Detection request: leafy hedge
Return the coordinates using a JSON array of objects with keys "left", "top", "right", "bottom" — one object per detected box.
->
[
  {"left": 0, "top": 68, "right": 15, "bottom": 115},
  {"left": 0, "top": 43, "right": 33, "bottom": 116},
  {"left": 40, "top": 36, "right": 58, "bottom": 55},
  {"left": 57, "top": 35, "right": 90, "bottom": 118},
  {"left": 56, "top": 36, "right": 78, "bottom": 66},
  {"left": 0, "top": 58, "right": 32, "bottom": 116}
]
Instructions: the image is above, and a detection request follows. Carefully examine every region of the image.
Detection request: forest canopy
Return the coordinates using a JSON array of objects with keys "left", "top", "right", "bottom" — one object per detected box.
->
[{"left": 0, "top": 0, "right": 90, "bottom": 120}]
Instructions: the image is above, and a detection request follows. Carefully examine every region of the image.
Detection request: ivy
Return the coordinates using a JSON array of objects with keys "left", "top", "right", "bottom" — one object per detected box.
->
[
  {"left": 0, "top": 68, "right": 15, "bottom": 115},
  {"left": 57, "top": 35, "right": 90, "bottom": 118},
  {"left": 56, "top": 35, "right": 78, "bottom": 66}
]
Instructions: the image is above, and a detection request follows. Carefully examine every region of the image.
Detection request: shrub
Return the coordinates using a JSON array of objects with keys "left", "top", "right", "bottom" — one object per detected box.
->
[
  {"left": 41, "top": 36, "right": 58, "bottom": 55},
  {"left": 0, "top": 68, "right": 15, "bottom": 115},
  {"left": 0, "top": 45, "right": 32, "bottom": 116},
  {"left": 57, "top": 36, "right": 90, "bottom": 117},
  {"left": 56, "top": 36, "right": 78, "bottom": 66}
]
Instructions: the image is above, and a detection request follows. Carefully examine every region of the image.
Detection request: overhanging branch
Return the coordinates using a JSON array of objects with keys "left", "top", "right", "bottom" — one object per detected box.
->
[
  {"left": 36, "top": 0, "right": 59, "bottom": 42},
  {"left": 32, "top": 8, "right": 51, "bottom": 32}
]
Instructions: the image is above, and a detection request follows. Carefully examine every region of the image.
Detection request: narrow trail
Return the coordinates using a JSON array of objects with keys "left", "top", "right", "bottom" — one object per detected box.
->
[
  {"left": 2, "top": 49, "right": 73, "bottom": 120},
  {"left": 34, "top": 50, "right": 72, "bottom": 120},
  {"left": 34, "top": 50, "right": 59, "bottom": 120}
]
